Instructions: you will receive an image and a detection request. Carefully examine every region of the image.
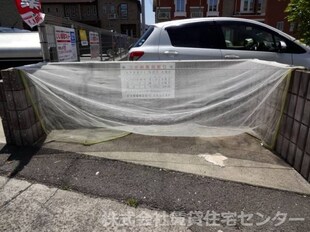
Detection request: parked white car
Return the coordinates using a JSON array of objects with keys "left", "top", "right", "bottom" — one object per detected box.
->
[{"left": 129, "top": 17, "right": 310, "bottom": 68}]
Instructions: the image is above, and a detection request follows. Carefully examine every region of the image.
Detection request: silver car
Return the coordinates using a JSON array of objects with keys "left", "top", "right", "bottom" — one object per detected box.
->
[{"left": 129, "top": 17, "right": 310, "bottom": 68}]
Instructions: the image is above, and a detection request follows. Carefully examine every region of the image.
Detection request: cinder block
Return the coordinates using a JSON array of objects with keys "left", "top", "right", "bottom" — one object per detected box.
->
[
  {"left": 19, "top": 127, "right": 34, "bottom": 146},
  {"left": 284, "top": 116, "right": 293, "bottom": 139},
  {"left": 4, "top": 91, "right": 15, "bottom": 111},
  {"left": 290, "top": 120, "right": 300, "bottom": 144},
  {"left": 291, "top": 71, "right": 301, "bottom": 95},
  {"left": 1, "top": 119, "right": 12, "bottom": 144},
  {"left": 297, "top": 124, "right": 308, "bottom": 150},
  {"left": 294, "top": 96, "right": 305, "bottom": 122},
  {"left": 308, "top": 76, "right": 310, "bottom": 100},
  {"left": 281, "top": 137, "right": 290, "bottom": 159},
  {"left": 300, "top": 153, "right": 310, "bottom": 179},
  {"left": 302, "top": 100, "right": 310, "bottom": 125},
  {"left": 28, "top": 107, "right": 37, "bottom": 125},
  {"left": 287, "top": 142, "right": 296, "bottom": 165},
  {"left": 283, "top": 94, "right": 290, "bottom": 115},
  {"left": 305, "top": 130, "right": 310, "bottom": 154},
  {"left": 8, "top": 111, "right": 20, "bottom": 130},
  {"left": 1, "top": 69, "right": 25, "bottom": 91},
  {"left": 0, "top": 102, "right": 5, "bottom": 118},
  {"left": 1, "top": 70, "right": 12, "bottom": 91},
  {"left": 12, "top": 130, "right": 22, "bottom": 146},
  {"left": 0, "top": 80, "right": 5, "bottom": 102},
  {"left": 300, "top": 72, "right": 310, "bottom": 97},
  {"left": 12, "top": 90, "right": 31, "bottom": 110},
  {"left": 275, "top": 135, "right": 283, "bottom": 154},
  {"left": 293, "top": 148, "right": 304, "bottom": 172},
  {"left": 8, "top": 70, "right": 25, "bottom": 91},
  {"left": 279, "top": 115, "right": 286, "bottom": 136},
  {"left": 31, "top": 123, "right": 39, "bottom": 142},
  {"left": 287, "top": 94, "right": 297, "bottom": 118}
]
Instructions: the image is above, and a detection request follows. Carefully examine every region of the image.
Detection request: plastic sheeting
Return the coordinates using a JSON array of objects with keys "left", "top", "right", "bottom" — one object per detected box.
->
[{"left": 19, "top": 60, "right": 292, "bottom": 146}]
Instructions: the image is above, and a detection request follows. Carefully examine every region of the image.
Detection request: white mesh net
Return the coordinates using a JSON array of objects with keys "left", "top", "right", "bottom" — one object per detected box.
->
[{"left": 19, "top": 60, "right": 292, "bottom": 146}]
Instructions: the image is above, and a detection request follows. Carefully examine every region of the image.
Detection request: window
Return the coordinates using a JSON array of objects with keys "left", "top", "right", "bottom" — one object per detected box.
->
[
  {"left": 289, "top": 22, "right": 295, "bottom": 32},
  {"left": 158, "top": 9, "right": 171, "bottom": 20},
  {"left": 241, "top": 0, "right": 254, "bottom": 13},
  {"left": 175, "top": 0, "right": 185, "bottom": 12},
  {"left": 119, "top": 3, "right": 128, "bottom": 19},
  {"left": 219, "top": 22, "right": 306, "bottom": 54},
  {"left": 166, "top": 22, "right": 221, "bottom": 49},
  {"left": 257, "top": 0, "right": 265, "bottom": 13},
  {"left": 190, "top": 8, "right": 203, "bottom": 18},
  {"left": 81, "top": 5, "right": 97, "bottom": 20},
  {"left": 220, "top": 23, "right": 276, "bottom": 52},
  {"left": 65, "top": 5, "right": 80, "bottom": 20},
  {"left": 133, "top": 26, "right": 154, "bottom": 47},
  {"left": 208, "top": 0, "right": 218, "bottom": 12},
  {"left": 276, "top": 21, "right": 284, "bottom": 31}
]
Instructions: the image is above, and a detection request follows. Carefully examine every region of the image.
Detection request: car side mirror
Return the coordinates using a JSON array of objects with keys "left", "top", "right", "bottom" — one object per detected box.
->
[{"left": 278, "top": 41, "right": 287, "bottom": 52}]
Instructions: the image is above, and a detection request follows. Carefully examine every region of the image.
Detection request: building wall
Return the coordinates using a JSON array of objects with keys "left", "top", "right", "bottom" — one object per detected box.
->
[
  {"left": 222, "top": 0, "right": 234, "bottom": 17},
  {"left": 42, "top": 4, "right": 65, "bottom": 18},
  {"left": 98, "top": 0, "right": 141, "bottom": 37},
  {"left": 265, "top": 0, "right": 292, "bottom": 34},
  {"left": 154, "top": 0, "right": 295, "bottom": 36},
  {"left": 0, "top": 0, "right": 141, "bottom": 37}
]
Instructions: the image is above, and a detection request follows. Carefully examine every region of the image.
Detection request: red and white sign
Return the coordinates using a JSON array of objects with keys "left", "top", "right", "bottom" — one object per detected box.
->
[
  {"left": 55, "top": 26, "right": 78, "bottom": 62},
  {"left": 15, "top": 0, "right": 45, "bottom": 28}
]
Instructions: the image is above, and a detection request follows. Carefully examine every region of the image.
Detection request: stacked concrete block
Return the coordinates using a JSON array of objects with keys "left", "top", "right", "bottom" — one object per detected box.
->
[
  {"left": 0, "top": 69, "right": 46, "bottom": 146},
  {"left": 276, "top": 70, "right": 310, "bottom": 182}
]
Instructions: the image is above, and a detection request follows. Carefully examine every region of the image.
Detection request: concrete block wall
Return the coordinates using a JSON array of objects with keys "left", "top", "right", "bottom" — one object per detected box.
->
[
  {"left": 0, "top": 69, "right": 46, "bottom": 146},
  {"left": 275, "top": 70, "right": 310, "bottom": 182}
]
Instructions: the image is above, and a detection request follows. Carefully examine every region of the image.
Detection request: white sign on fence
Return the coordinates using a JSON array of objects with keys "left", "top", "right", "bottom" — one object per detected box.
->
[
  {"left": 120, "top": 63, "right": 175, "bottom": 99},
  {"left": 54, "top": 26, "right": 78, "bottom": 62},
  {"left": 89, "top": 31, "right": 100, "bottom": 59}
]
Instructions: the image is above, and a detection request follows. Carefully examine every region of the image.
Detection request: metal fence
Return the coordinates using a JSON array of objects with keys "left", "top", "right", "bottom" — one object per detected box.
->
[{"left": 39, "top": 14, "right": 137, "bottom": 62}]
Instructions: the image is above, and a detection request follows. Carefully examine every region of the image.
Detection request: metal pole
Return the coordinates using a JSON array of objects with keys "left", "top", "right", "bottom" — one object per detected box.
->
[
  {"left": 38, "top": 23, "right": 50, "bottom": 62},
  {"left": 141, "top": 0, "right": 146, "bottom": 34},
  {"left": 99, "top": 33, "right": 103, "bottom": 61}
]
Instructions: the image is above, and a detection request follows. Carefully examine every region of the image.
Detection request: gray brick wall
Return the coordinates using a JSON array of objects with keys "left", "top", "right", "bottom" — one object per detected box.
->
[{"left": 276, "top": 70, "right": 310, "bottom": 182}]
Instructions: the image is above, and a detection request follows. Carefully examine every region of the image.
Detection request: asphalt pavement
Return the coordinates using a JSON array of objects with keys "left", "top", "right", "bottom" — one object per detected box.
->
[{"left": 0, "top": 136, "right": 310, "bottom": 231}]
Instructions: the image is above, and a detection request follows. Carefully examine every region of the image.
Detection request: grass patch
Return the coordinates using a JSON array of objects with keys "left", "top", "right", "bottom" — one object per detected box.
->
[{"left": 126, "top": 198, "right": 139, "bottom": 208}]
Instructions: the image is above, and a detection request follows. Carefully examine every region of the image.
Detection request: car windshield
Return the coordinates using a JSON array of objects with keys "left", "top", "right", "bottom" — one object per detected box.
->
[{"left": 133, "top": 26, "right": 154, "bottom": 47}]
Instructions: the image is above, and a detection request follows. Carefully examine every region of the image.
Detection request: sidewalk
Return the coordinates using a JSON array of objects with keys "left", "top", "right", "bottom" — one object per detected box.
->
[{"left": 0, "top": 176, "right": 189, "bottom": 232}]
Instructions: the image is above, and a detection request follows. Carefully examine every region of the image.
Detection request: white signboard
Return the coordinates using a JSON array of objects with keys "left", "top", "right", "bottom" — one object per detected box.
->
[
  {"left": 121, "top": 63, "right": 175, "bottom": 99},
  {"left": 89, "top": 31, "right": 100, "bottom": 59},
  {"left": 55, "top": 26, "right": 78, "bottom": 62}
]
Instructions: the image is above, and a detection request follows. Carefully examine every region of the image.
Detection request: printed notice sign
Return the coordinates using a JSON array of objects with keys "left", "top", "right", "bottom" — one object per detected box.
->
[
  {"left": 89, "top": 31, "right": 100, "bottom": 59},
  {"left": 55, "top": 26, "right": 78, "bottom": 62},
  {"left": 120, "top": 63, "right": 175, "bottom": 99}
]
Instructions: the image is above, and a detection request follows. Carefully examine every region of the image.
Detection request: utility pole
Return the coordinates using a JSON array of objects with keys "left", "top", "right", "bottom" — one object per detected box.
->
[{"left": 141, "top": 0, "right": 146, "bottom": 35}]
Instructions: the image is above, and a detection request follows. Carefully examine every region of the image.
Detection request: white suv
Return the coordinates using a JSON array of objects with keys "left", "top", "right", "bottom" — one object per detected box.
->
[{"left": 129, "top": 17, "right": 310, "bottom": 68}]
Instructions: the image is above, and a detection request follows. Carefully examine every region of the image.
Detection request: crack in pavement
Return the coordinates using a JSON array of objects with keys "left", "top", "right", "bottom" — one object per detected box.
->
[{"left": 0, "top": 183, "right": 33, "bottom": 209}]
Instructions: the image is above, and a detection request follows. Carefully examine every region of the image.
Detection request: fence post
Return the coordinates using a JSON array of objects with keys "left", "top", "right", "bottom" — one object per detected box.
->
[
  {"left": 99, "top": 33, "right": 103, "bottom": 61},
  {"left": 38, "top": 23, "right": 50, "bottom": 62}
]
